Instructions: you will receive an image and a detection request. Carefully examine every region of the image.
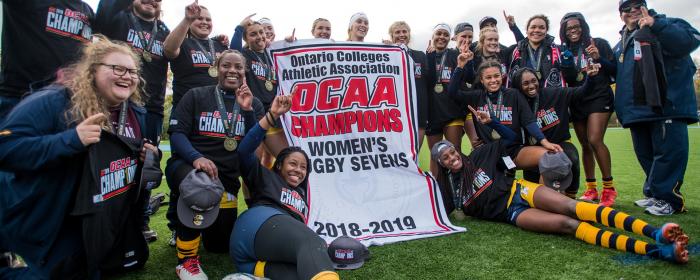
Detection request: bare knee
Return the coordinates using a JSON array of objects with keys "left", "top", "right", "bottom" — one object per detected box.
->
[{"left": 560, "top": 218, "right": 580, "bottom": 235}]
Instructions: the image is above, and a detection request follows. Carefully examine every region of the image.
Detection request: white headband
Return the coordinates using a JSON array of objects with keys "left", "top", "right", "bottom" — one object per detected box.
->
[
  {"left": 259, "top": 17, "right": 272, "bottom": 26},
  {"left": 433, "top": 23, "right": 452, "bottom": 36},
  {"left": 349, "top": 12, "right": 368, "bottom": 29}
]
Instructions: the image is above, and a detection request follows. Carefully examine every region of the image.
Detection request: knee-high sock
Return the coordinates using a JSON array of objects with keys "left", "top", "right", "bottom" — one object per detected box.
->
[
  {"left": 575, "top": 222, "right": 657, "bottom": 256},
  {"left": 575, "top": 202, "right": 656, "bottom": 238},
  {"left": 177, "top": 235, "right": 201, "bottom": 260}
]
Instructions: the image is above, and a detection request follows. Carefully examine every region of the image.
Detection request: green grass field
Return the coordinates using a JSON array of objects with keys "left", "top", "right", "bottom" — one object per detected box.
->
[{"left": 112, "top": 128, "right": 700, "bottom": 280}]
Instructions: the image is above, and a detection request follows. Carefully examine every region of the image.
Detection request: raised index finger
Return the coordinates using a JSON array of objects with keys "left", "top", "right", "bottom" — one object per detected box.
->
[
  {"left": 503, "top": 10, "right": 508, "bottom": 19},
  {"left": 83, "top": 113, "right": 106, "bottom": 125}
]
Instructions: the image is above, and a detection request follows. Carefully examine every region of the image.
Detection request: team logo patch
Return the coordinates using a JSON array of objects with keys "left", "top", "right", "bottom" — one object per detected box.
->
[{"left": 193, "top": 214, "right": 204, "bottom": 226}]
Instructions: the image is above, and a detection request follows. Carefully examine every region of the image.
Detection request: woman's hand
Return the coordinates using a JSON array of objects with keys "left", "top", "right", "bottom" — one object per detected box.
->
[
  {"left": 269, "top": 95, "right": 292, "bottom": 118},
  {"left": 76, "top": 113, "right": 106, "bottom": 146},
  {"left": 193, "top": 157, "right": 218, "bottom": 179},
  {"left": 585, "top": 38, "right": 600, "bottom": 60},
  {"left": 586, "top": 62, "right": 601, "bottom": 77},
  {"left": 239, "top": 13, "right": 256, "bottom": 27},
  {"left": 540, "top": 139, "right": 563, "bottom": 153},
  {"left": 457, "top": 42, "right": 474, "bottom": 68},
  {"left": 140, "top": 142, "right": 159, "bottom": 162},
  {"left": 236, "top": 78, "right": 254, "bottom": 111},
  {"left": 184, "top": 0, "right": 201, "bottom": 23},
  {"left": 468, "top": 105, "right": 491, "bottom": 124}
]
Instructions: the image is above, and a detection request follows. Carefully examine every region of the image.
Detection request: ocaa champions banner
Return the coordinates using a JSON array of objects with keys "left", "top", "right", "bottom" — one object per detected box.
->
[{"left": 270, "top": 40, "right": 465, "bottom": 246}]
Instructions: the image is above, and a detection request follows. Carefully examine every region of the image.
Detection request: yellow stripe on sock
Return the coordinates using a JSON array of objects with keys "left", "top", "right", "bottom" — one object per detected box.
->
[
  {"left": 600, "top": 207, "right": 613, "bottom": 226},
  {"left": 634, "top": 240, "right": 649, "bottom": 255},
  {"left": 615, "top": 235, "right": 629, "bottom": 252},
  {"left": 254, "top": 261, "right": 266, "bottom": 277},
  {"left": 176, "top": 236, "right": 201, "bottom": 259},
  {"left": 613, "top": 212, "right": 629, "bottom": 229},
  {"left": 575, "top": 202, "right": 599, "bottom": 222},
  {"left": 600, "top": 231, "right": 613, "bottom": 248},
  {"left": 311, "top": 271, "right": 340, "bottom": 280},
  {"left": 575, "top": 222, "right": 600, "bottom": 245},
  {"left": 631, "top": 220, "right": 649, "bottom": 236}
]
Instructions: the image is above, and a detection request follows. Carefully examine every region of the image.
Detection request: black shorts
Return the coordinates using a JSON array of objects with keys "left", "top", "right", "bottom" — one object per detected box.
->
[{"left": 570, "top": 91, "right": 614, "bottom": 122}]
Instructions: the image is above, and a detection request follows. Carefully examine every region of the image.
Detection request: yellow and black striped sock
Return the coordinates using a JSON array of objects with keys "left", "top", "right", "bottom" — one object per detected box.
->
[
  {"left": 176, "top": 235, "right": 201, "bottom": 261},
  {"left": 575, "top": 202, "right": 657, "bottom": 238},
  {"left": 311, "top": 271, "right": 341, "bottom": 280},
  {"left": 602, "top": 177, "right": 614, "bottom": 189},
  {"left": 575, "top": 222, "right": 656, "bottom": 256},
  {"left": 585, "top": 178, "right": 597, "bottom": 190}
]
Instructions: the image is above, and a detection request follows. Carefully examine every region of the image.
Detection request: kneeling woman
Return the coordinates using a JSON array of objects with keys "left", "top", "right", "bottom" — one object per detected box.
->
[
  {"left": 230, "top": 96, "right": 339, "bottom": 280},
  {"left": 432, "top": 109, "right": 689, "bottom": 264}
]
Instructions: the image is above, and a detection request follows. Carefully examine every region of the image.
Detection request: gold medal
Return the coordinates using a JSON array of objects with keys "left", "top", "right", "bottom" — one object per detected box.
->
[
  {"left": 265, "top": 80, "right": 273, "bottom": 91},
  {"left": 619, "top": 54, "right": 624, "bottom": 63},
  {"left": 224, "top": 137, "right": 237, "bottom": 151},
  {"left": 491, "top": 130, "right": 501, "bottom": 140},
  {"left": 208, "top": 66, "right": 218, "bottom": 78},
  {"left": 529, "top": 136, "right": 537, "bottom": 145},
  {"left": 576, "top": 72, "right": 584, "bottom": 82},
  {"left": 536, "top": 71, "right": 542, "bottom": 80},
  {"left": 434, "top": 84, "right": 444, "bottom": 93},
  {"left": 143, "top": 52, "right": 152, "bottom": 63}
]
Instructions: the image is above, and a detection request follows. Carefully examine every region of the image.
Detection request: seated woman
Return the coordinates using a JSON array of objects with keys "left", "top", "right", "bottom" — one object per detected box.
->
[
  {"left": 230, "top": 95, "right": 339, "bottom": 280},
  {"left": 432, "top": 107, "right": 689, "bottom": 264},
  {"left": 510, "top": 64, "right": 600, "bottom": 198}
]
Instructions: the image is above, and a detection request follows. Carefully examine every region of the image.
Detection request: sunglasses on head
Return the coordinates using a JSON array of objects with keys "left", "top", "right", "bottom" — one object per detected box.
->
[{"left": 621, "top": 2, "right": 645, "bottom": 13}]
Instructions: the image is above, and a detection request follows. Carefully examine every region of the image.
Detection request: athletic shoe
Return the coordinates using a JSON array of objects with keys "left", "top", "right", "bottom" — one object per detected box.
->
[
  {"left": 655, "top": 241, "right": 689, "bottom": 264},
  {"left": 142, "top": 226, "right": 157, "bottom": 243},
  {"left": 654, "top": 223, "right": 690, "bottom": 245},
  {"left": 634, "top": 197, "right": 657, "bottom": 208},
  {"left": 599, "top": 188, "right": 617, "bottom": 207},
  {"left": 169, "top": 230, "right": 177, "bottom": 247},
  {"left": 645, "top": 199, "right": 676, "bottom": 216},
  {"left": 579, "top": 188, "right": 599, "bottom": 202},
  {"left": 176, "top": 256, "right": 208, "bottom": 280},
  {"left": 222, "top": 273, "right": 269, "bottom": 280}
]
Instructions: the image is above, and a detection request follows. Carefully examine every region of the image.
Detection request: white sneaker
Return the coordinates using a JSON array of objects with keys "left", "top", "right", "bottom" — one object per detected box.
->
[
  {"left": 645, "top": 199, "right": 675, "bottom": 216},
  {"left": 168, "top": 231, "right": 176, "bottom": 247},
  {"left": 222, "top": 273, "right": 269, "bottom": 280},
  {"left": 176, "top": 256, "right": 208, "bottom": 280},
  {"left": 634, "top": 197, "right": 657, "bottom": 208}
]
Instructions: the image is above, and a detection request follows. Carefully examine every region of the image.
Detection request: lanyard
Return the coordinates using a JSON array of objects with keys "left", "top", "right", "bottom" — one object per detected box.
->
[
  {"left": 252, "top": 50, "right": 274, "bottom": 81},
  {"left": 448, "top": 171, "right": 464, "bottom": 210},
  {"left": 128, "top": 13, "right": 158, "bottom": 55},
  {"left": 192, "top": 38, "right": 217, "bottom": 66},
  {"left": 485, "top": 90, "right": 504, "bottom": 119},
  {"left": 435, "top": 51, "right": 448, "bottom": 82},
  {"left": 213, "top": 86, "right": 240, "bottom": 138},
  {"left": 531, "top": 94, "right": 540, "bottom": 114},
  {"left": 527, "top": 45, "right": 543, "bottom": 72},
  {"left": 116, "top": 102, "right": 128, "bottom": 136}
]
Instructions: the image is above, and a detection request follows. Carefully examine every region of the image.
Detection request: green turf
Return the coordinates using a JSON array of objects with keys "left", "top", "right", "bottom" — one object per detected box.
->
[{"left": 111, "top": 128, "right": 700, "bottom": 279}]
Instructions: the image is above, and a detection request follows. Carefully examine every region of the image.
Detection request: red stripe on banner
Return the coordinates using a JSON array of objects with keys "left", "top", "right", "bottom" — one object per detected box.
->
[
  {"left": 426, "top": 174, "right": 451, "bottom": 231},
  {"left": 102, "top": 183, "right": 133, "bottom": 200},
  {"left": 399, "top": 51, "right": 417, "bottom": 162}
]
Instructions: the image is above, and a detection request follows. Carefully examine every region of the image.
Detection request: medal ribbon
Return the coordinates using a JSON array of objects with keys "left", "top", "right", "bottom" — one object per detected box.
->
[
  {"left": 214, "top": 86, "right": 240, "bottom": 138},
  {"left": 128, "top": 13, "right": 158, "bottom": 57},
  {"left": 193, "top": 38, "right": 217, "bottom": 66}
]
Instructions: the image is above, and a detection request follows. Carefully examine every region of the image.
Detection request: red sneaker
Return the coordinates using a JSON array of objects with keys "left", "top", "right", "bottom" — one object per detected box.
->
[
  {"left": 656, "top": 223, "right": 690, "bottom": 246},
  {"left": 599, "top": 188, "right": 617, "bottom": 207},
  {"left": 578, "top": 188, "right": 599, "bottom": 202}
]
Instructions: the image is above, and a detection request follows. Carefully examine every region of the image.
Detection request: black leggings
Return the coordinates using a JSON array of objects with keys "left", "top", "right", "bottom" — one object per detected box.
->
[
  {"left": 255, "top": 215, "right": 334, "bottom": 280},
  {"left": 523, "top": 141, "right": 580, "bottom": 195},
  {"left": 166, "top": 158, "right": 236, "bottom": 254}
]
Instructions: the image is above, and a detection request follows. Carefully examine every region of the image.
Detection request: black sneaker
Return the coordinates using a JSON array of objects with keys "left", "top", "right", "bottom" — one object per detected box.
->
[{"left": 143, "top": 226, "right": 158, "bottom": 243}]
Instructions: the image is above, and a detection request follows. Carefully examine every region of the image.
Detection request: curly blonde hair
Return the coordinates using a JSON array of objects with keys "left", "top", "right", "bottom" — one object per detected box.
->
[{"left": 62, "top": 35, "right": 144, "bottom": 130}]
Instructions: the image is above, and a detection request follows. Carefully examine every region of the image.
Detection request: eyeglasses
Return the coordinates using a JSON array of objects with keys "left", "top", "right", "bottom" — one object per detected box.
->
[
  {"left": 621, "top": 3, "right": 645, "bottom": 13},
  {"left": 97, "top": 63, "right": 139, "bottom": 78},
  {"left": 565, "top": 25, "right": 582, "bottom": 32}
]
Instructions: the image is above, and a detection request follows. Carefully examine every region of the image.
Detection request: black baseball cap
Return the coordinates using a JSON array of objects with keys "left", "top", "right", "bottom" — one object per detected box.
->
[
  {"left": 618, "top": 0, "right": 646, "bottom": 12},
  {"left": 139, "top": 149, "right": 162, "bottom": 191},
  {"left": 328, "top": 236, "right": 370, "bottom": 270},
  {"left": 177, "top": 170, "right": 225, "bottom": 229},
  {"left": 539, "top": 152, "right": 573, "bottom": 191},
  {"left": 479, "top": 16, "right": 498, "bottom": 29}
]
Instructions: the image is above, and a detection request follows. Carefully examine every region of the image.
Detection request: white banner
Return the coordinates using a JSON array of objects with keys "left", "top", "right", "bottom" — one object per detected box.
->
[{"left": 270, "top": 40, "right": 465, "bottom": 246}]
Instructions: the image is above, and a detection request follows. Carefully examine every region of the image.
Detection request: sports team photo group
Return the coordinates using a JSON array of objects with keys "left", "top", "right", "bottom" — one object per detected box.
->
[{"left": 0, "top": 0, "right": 699, "bottom": 279}]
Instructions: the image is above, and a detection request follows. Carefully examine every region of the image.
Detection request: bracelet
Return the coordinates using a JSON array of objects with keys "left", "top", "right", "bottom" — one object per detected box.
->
[{"left": 265, "top": 111, "right": 277, "bottom": 128}]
